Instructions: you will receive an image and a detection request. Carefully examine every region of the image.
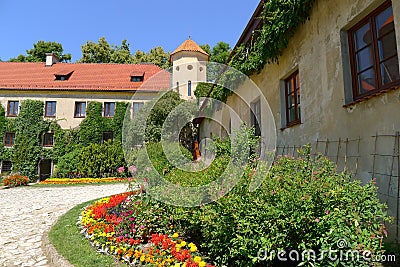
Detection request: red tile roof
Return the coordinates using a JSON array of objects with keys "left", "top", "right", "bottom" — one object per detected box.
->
[
  {"left": 170, "top": 39, "right": 209, "bottom": 60},
  {"left": 0, "top": 62, "right": 169, "bottom": 92}
]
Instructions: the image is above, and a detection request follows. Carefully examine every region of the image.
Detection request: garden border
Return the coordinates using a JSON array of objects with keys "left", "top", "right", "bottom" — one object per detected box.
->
[{"left": 41, "top": 228, "right": 74, "bottom": 267}]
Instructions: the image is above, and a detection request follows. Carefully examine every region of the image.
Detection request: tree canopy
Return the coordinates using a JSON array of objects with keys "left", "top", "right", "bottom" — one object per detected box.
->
[
  {"left": 133, "top": 46, "right": 171, "bottom": 69},
  {"left": 201, "top": 42, "right": 231, "bottom": 64},
  {"left": 79, "top": 37, "right": 133, "bottom": 64},
  {"left": 79, "top": 37, "right": 171, "bottom": 68},
  {"left": 9, "top": 41, "right": 72, "bottom": 62}
]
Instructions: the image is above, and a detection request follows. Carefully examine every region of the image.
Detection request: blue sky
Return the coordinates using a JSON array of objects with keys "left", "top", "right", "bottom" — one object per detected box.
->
[{"left": 0, "top": 1, "right": 260, "bottom": 61}]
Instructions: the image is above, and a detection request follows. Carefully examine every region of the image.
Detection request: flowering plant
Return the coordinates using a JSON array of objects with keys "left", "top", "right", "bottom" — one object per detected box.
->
[
  {"left": 39, "top": 177, "right": 131, "bottom": 185},
  {"left": 78, "top": 192, "right": 215, "bottom": 266},
  {"left": 3, "top": 174, "right": 29, "bottom": 187}
]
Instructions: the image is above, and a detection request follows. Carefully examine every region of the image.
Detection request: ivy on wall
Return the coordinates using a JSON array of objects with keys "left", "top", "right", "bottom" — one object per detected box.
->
[
  {"left": 0, "top": 100, "right": 129, "bottom": 181},
  {"left": 78, "top": 101, "right": 129, "bottom": 146},
  {"left": 197, "top": 0, "right": 317, "bottom": 102},
  {"left": 230, "top": 0, "right": 317, "bottom": 75}
]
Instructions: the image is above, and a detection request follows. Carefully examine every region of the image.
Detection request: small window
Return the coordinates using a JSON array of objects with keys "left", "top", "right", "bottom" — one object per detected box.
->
[
  {"left": 7, "top": 101, "right": 19, "bottom": 117},
  {"left": 55, "top": 75, "right": 70, "bottom": 81},
  {"left": 45, "top": 101, "right": 56, "bottom": 117},
  {"left": 250, "top": 100, "right": 261, "bottom": 137},
  {"left": 188, "top": 80, "right": 192, "bottom": 96},
  {"left": 131, "top": 76, "right": 144, "bottom": 82},
  {"left": 102, "top": 131, "right": 114, "bottom": 143},
  {"left": 104, "top": 102, "right": 115, "bottom": 117},
  {"left": 348, "top": 1, "right": 399, "bottom": 100},
  {"left": 43, "top": 133, "right": 54, "bottom": 147},
  {"left": 54, "top": 71, "right": 73, "bottom": 81},
  {"left": 4, "top": 132, "right": 15, "bottom": 147},
  {"left": 1, "top": 160, "right": 12, "bottom": 173},
  {"left": 74, "top": 102, "right": 86, "bottom": 118},
  {"left": 284, "top": 70, "right": 301, "bottom": 127},
  {"left": 132, "top": 102, "right": 144, "bottom": 117}
]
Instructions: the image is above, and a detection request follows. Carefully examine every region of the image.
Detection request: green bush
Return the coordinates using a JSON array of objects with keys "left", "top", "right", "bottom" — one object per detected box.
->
[
  {"left": 54, "top": 148, "right": 82, "bottom": 178},
  {"left": 165, "top": 156, "right": 230, "bottom": 187},
  {"left": 76, "top": 141, "right": 125, "bottom": 178},
  {"left": 134, "top": 142, "right": 192, "bottom": 176},
  {"left": 167, "top": 149, "right": 390, "bottom": 266}
]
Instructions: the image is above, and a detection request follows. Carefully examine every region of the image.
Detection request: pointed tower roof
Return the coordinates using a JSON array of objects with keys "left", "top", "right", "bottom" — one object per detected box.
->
[{"left": 170, "top": 38, "right": 209, "bottom": 61}]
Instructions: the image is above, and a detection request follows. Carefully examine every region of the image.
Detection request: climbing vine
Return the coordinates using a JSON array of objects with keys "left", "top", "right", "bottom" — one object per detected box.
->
[
  {"left": 78, "top": 101, "right": 129, "bottom": 146},
  {"left": 230, "top": 0, "right": 317, "bottom": 75},
  {"left": 0, "top": 100, "right": 129, "bottom": 181},
  {"left": 197, "top": 0, "right": 317, "bottom": 102}
]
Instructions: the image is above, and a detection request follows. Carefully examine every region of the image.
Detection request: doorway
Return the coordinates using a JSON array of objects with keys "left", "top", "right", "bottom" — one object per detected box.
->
[{"left": 38, "top": 159, "right": 52, "bottom": 181}]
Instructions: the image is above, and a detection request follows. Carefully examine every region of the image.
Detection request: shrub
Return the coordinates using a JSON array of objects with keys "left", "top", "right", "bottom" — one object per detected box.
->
[
  {"left": 3, "top": 174, "right": 29, "bottom": 187},
  {"left": 55, "top": 148, "right": 81, "bottom": 177},
  {"left": 76, "top": 141, "right": 125, "bottom": 178},
  {"left": 134, "top": 142, "right": 192, "bottom": 176},
  {"left": 165, "top": 156, "right": 230, "bottom": 187},
  {"left": 168, "top": 148, "right": 391, "bottom": 266}
]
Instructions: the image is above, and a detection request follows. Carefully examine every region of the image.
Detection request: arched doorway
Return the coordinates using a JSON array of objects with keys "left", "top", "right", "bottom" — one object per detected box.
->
[{"left": 38, "top": 159, "right": 52, "bottom": 181}]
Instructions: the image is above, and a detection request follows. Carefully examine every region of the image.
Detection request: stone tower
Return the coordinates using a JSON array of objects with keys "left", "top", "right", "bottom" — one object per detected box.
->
[{"left": 170, "top": 38, "right": 209, "bottom": 100}]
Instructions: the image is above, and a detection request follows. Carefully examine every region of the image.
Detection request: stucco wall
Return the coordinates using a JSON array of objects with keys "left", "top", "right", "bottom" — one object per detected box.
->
[
  {"left": 0, "top": 90, "right": 157, "bottom": 129},
  {"left": 172, "top": 51, "right": 207, "bottom": 100},
  {"left": 220, "top": 0, "right": 400, "bottom": 237}
]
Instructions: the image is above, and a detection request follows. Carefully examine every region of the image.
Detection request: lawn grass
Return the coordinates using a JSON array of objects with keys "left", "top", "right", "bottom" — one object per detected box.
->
[{"left": 48, "top": 200, "right": 125, "bottom": 267}]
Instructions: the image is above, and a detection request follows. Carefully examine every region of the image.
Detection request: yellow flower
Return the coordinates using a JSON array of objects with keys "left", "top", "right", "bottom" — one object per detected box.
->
[
  {"left": 140, "top": 255, "right": 145, "bottom": 262},
  {"left": 172, "top": 233, "right": 179, "bottom": 238},
  {"left": 180, "top": 241, "right": 186, "bottom": 247},
  {"left": 174, "top": 264, "right": 181, "bottom": 267},
  {"left": 190, "top": 245, "right": 197, "bottom": 252},
  {"left": 193, "top": 256, "right": 202, "bottom": 263},
  {"left": 199, "top": 262, "right": 206, "bottom": 267}
]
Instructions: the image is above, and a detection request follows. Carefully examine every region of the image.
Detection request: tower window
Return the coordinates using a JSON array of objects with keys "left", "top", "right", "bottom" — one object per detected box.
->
[{"left": 188, "top": 81, "right": 192, "bottom": 96}]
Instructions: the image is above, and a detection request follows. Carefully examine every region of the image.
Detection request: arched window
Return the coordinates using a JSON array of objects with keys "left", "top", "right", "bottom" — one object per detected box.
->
[{"left": 188, "top": 80, "right": 192, "bottom": 96}]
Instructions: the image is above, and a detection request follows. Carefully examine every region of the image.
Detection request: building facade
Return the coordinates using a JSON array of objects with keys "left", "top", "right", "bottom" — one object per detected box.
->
[
  {"left": 200, "top": 0, "right": 400, "bottom": 238},
  {"left": 0, "top": 54, "right": 166, "bottom": 177}
]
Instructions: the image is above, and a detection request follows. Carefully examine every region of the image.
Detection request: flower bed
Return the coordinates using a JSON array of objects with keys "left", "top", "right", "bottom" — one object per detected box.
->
[
  {"left": 39, "top": 177, "right": 133, "bottom": 185},
  {"left": 2, "top": 174, "right": 29, "bottom": 187},
  {"left": 78, "top": 192, "right": 215, "bottom": 266}
]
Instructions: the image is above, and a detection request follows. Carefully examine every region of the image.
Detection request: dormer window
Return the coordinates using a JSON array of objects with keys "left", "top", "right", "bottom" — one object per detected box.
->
[
  {"left": 131, "top": 76, "right": 144, "bottom": 82},
  {"left": 54, "top": 70, "right": 73, "bottom": 81},
  {"left": 130, "top": 71, "right": 144, "bottom": 82}
]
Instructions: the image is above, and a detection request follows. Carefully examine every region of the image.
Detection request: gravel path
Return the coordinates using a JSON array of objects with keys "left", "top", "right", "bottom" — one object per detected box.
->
[{"left": 0, "top": 183, "right": 129, "bottom": 267}]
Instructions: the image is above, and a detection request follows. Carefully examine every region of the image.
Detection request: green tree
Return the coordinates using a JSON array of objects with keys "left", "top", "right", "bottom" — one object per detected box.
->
[
  {"left": 200, "top": 42, "right": 231, "bottom": 63},
  {"left": 133, "top": 46, "right": 171, "bottom": 69},
  {"left": 9, "top": 41, "right": 72, "bottom": 62},
  {"left": 110, "top": 39, "right": 134, "bottom": 63},
  {"left": 79, "top": 37, "right": 114, "bottom": 63},
  {"left": 200, "top": 44, "right": 211, "bottom": 56},
  {"left": 210, "top": 42, "right": 231, "bottom": 63}
]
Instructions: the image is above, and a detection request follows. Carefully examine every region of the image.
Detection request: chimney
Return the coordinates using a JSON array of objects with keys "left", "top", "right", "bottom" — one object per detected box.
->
[{"left": 45, "top": 53, "right": 59, "bottom": 67}]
